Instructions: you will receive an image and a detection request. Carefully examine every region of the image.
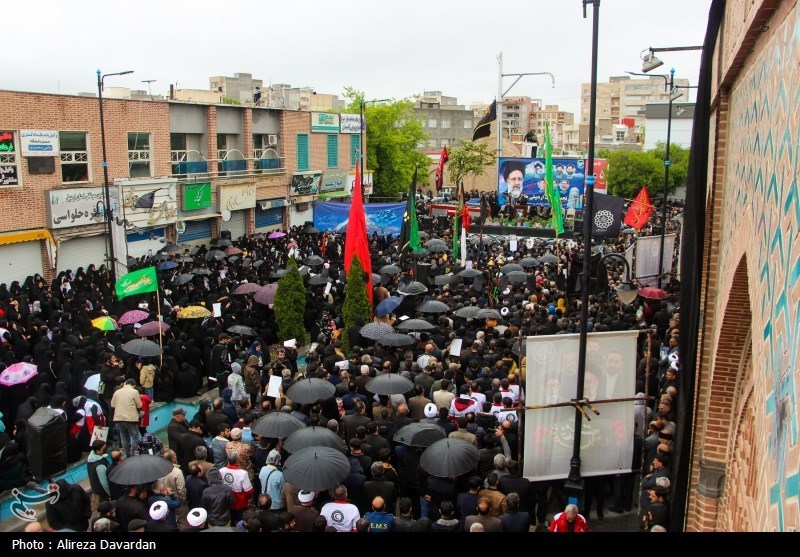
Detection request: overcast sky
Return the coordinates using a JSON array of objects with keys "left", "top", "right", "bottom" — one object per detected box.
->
[{"left": 6, "top": 0, "right": 712, "bottom": 115}]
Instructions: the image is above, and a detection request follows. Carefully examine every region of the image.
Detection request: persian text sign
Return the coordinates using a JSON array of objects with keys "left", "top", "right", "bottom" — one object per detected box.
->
[
  {"left": 182, "top": 182, "right": 212, "bottom": 211},
  {"left": 311, "top": 112, "right": 340, "bottom": 133},
  {"left": 290, "top": 172, "right": 321, "bottom": 196},
  {"left": 339, "top": 114, "right": 363, "bottom": 134},
  {"left": 21, "top": 130, "right": 60, "bottom": 157},
  {"left": 219, "top": 183, "right": 256, "bottom": 211},
  {"left": 47, "top": 187, "right": 119, "bottom": 229}
]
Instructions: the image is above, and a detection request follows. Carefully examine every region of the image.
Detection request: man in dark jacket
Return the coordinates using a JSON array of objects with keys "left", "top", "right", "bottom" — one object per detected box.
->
[
  {"left": 45, "top": 479, "right": 91, "bottom": 532},
  {"left": 177, "top": 420, "right": 208, "bottom": 473},
  {"left": 205, "top": 398, "right": 230, "bottom": 440},
  {"left": 363, "top": 463, "right": 397, "bottom": 515},
  {"left": 166, "top": 408, "right": 189, "bottom": 465},
  {"left": 201, "top": 468, "right": 234, "bottom": 526},
  {"left": 116, "top": 485, "right": 149, "bottom": 532},
  {"left": 87, "top": 440, "right": 111, "bottom": 507},
  {"left": 390, "top": 497, "right": 418, "bottom": 532},
  {"left": 208, "top": 334, "right": 231, "bottom": 389},
  {"left": 185, "top": 462, "right": 209, "bottom": 509}
]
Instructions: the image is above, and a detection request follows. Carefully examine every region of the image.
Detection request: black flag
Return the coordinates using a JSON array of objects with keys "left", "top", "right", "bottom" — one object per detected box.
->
[
  {"left": 590, "top": 192, "right": 624, "bottom": 238},
  {"left": 134, "top": 190, "right": 157, "bottom": 209},
  {"left": 399, "top": 167, "right": 418, "bottom": 253},
  {"left": 472, "top": 100, "right": 497, "bottom": 141}
]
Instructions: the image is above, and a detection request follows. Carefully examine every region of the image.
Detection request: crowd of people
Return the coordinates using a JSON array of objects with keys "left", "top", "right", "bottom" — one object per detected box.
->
[{"left": 0, "top": 197, "right": 684, "bottom": 533}]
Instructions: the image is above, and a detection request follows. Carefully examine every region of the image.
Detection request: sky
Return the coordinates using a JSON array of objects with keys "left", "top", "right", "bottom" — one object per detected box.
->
[{"left": 5, "top": 0, "right": 712, "bottom": 116}]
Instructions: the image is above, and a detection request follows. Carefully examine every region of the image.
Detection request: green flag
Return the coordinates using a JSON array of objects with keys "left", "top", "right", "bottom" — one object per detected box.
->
[
  {"left": 115, "top": 266, "right": 158, "bottom": 300},
  {"left": 544, "top": 122, "right": 565, "bottom": 235},
  {"left": 400, "top": 168, "right": 423, "bottom": 254},
  {"left": 452, "top": 186, "right": 463, "bottom": 261}
]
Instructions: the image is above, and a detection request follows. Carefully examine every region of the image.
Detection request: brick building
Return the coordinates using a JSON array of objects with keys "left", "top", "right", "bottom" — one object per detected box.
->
[
  {"left": 0, "top": 91, "right": 363, "bottom": 285},
  {"left": 685, "top": 0, "right": 800, "bottom": 532}
]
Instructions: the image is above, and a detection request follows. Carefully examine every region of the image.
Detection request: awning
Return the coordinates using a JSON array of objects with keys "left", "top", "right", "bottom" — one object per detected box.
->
[
  {"left": 317, "top": 191, "right": 351, "bottom": 201},
  {"left": 259, "top": 199, "right": 289, "bottom": 210},
  {"left": 178, "top": 213, "right": 222, "bottom": 222},
  {"left": 0, "top": 229, "right": 53, "bottom": 246}
]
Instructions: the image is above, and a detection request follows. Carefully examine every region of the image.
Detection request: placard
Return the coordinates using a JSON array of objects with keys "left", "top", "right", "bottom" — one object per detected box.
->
[
  {"left": 0, "top": 164, "right": 19, "bottom": 186},
  {"left": 290, "top": 172, "right": 321, "bottom": 196},
  {"left": 320, "top": 169, "right": 348, "bottom": 193},
  {"left": 449, "top": 339, "right": 463, "bottom": 357},
  {"left": 267, "top": 375, "right": 283, "bottom": 398},
  {"left": 21, "top": 129, "right": 60, "bottom": 157},
  {"left": 183, "top": 182, "right": 212, "bottom": 211}
]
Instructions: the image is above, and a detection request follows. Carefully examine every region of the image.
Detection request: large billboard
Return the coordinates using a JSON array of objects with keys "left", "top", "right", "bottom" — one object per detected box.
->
[
  {"left": 314, "top": 202, "right": 405, "bottom": 236},
  {"left": 498, "top": 157, "right": 604, "bottom": 209}
]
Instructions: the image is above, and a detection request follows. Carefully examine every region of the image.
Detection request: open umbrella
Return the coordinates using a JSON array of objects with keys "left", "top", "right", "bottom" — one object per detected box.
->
[
  {"left": 540, "top": 253, "right": 559, "bottom": 264},
  {"left": 160, "top": 244, "right": 183, "bottom": 254},
  {"left": 157, "top": 261, "right": 178, "bottom": 270},
  {"left": 639, "top": 286, "right": 668, "bottom": 300},
  {"left": 121, "top": 339, "right": 163, "bottom": 357},
  {"left": 505, "top": 271, "right": 527, "bottom": 284},
  {"left": 434, "top": 274, "right": 456, "bottom": 286},
  {"left": 360, "top": 322, "right": 394, "bottom": 341},
  {"left": 227, "top": 324, "right": 256, "bottom": 336},
  {"left": 214, "top": 238, "right": 233, "bottom": 247},
  {"left": 519, "top": 257, "right": 540, "bottom": 268},
  {"left": 458, "top": 268, "right": 483, "bottom": 278},
  {"left": 371, "top": 273, "right": 382, "bottom": 286},
  {"left": 471, "top": 235, "right": 496, "bottom": 245},
  {"left": 420, "top": 438, "right": 480, "bottom": 478},
  {"left": 379, "top": 264, "right": 401, "bottom": 275},
  {"left": 379, "top": 333, "right": 415, "bottom": 348},
  {"left": 228, "top": 256, "right": 241, "bottom": 263},
  {"left": 233, "top": 283, "right": 262, "bottom": 295},
  {"left": 396, "top": 319, "right": 435, "bottom": 331},
  {"left": 191, "top": 268, "right": 212, "bottom": 276},
  {"left": 286, "top": 378, "right": 336, "bottom": 404},
  {"left": 411, "top": 248, "right": 430, "bottom": 258},
  {"left": 500, "top": 263, "right": 523, "bottom": 274},
  {"left": 304, "top": 255, "right": 324, "bottom": 266},
  {"left": 251, "top": 412, "right": 306, "bottom": 439},
  {"left": 136, "top": 321, "right": 171, "bottom": 337},
  {"left": 118, "top": 310, "right": 150, "bottom": 325},
  {"left": 268, "top": 231, "right": 286, "bottom": 239},
  {"left": 474, "top": 308, "right": 502, "bottom": 320},
  {"left": 178, "top": 306, "right": 212, "bottom": 319},
  {"left": 418, "top": 231, "right": 430, "bottom": 240},
  {"left": 283, "top": 447, "right": 350, "bottom": 492},
  {"left": 91, "top": 316, "right": 118, "bottom": 331},
  {"left": 418, "top": 300, "right": 450, "bottom": 314},
  {"left": 108, "top": 455, "right": 174, "bottom": 486},
  {"left": 454, "top": 305, "right": 481, "bottom": 319},
  {"left": 394, "top": 423, "right": 446, "bottom": 448},
  {"left": 205, "top": 250, "right": 226, "bottom": 262},
  {"left": 375, "top": 296, "right": 402, "bottom": 317},
  {"left": 283, "top": 425, "right": 346, "bottom": 454},
  {"left": 174, "top": 273, "right": 194, "bottom": 286},
  {"left": 177, "top": 255, "right": 194, "bottom": 263},
  {"left": 83, "top": 373, "right": 101, "bottom": 393},
  {"left": 425, "top": 239, "right": 447, "bottom": 250},
  {"left": 270, "top": 269, "right": 288, "bottom": 279},
  {"left": 397, "top": 281, "right": 427, "bottom": 296},
  {"left": 0, "top": 362, "right": 38, "bottom": 387},
  {"left": 154, "top": 253, "right": 170, "bottom": 262},
  {"left": 366, "top": 373, "right": 414, "bottom": 396},
  {"left": 254, "top": 283, "right": 278, "bottom": 305},
  {"left": 224, "top": 246, "right": 243, "bottom": 256},
  {"left": 308, "top": 274, "right": 331, "bottom": 286}
]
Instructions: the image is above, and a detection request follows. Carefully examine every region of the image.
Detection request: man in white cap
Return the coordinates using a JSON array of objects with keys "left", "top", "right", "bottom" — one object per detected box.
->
[
  {"left": 145, "top": 501, "right": 177, "bottom": 532},
  {"left": 293, "top": 490, "right": 320, "bottom": 533},
  {"left": 182, "top": 508, "right": 208, "bottom": 532},
  {"left": 421, "top": 402, "right": 439, "bottom": 425}
]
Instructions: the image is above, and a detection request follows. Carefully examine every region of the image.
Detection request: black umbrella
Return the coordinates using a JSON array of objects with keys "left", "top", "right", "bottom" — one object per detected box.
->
[
  {"left": 304, "top": 255, "right": 324, "bottom": 266},
  {"left": 283, "top": 425, "right": 346, "bottom": 454},
  {"left": 270, "top": 269, "right": 288, "bottom": 279},
  {"left": 177, "top": 255, "right": 194, "bottom": 263},
  {"left": 398, "top": 281, "right": 427, "bottom": 296},
  {"left": 380, "top": 264, "right": 401, "bottom": 275},
  {"left": 519, "top": 257, "right": 540, "bottom": 268},
  {"left": 396, "top": 319, "right": 435, "bottom": 331},
  {"left": 160, "top": 244, "right": 183, "bottom": 254},
  {"left": 121, "top": 339, "right": 163, "bottom": 357},
  {"left": 157, "top": 261, "right": 178, "bottom": 271},
  {"left": 286, "top": 378, "right": 336, "bottom": 404},
  {"left": 474, "top": 308, "right": 502, "bottom": 320},
  {"left": 471, "top": 236, "right": 496, "bottom": 245},
  {"left": 227, "top": 324, "right": 256, "bottom": 336},
  {"left": 154, "top": 253, "right": 170, "bottom": 262},
  {"left": 418, "top": 231, "right": 430, "bottom": 240},
  {"left": 418, "top": 300, "right": 450, "bottom": 314},
  {"left": 379, "top": 333, "right": 415, "bottom": 348},
  {"left": 505, "top": 271, "right": 527, "bottom": 284},
  {"left": 360, "top": 322, "right": 394, "bottom": 341},
  {"left": 366, "top": 373, "right": 414, "bottom": 396},
  {"left": 500, "top": 263, "right": 524, "bottom": 274},
  {"left": 458, "top": 268, "right": 482, "bottom": 278},
  {"left": 425, "top": 239, "right": 448, "bottom": 250},
  {"left": 454, "top": 305, "right": 481, "bottom": 319},
  {"left": 411, "top": 248, "right": 430, "bottom": 258},
  {"left": 540, "top": 253, "right": 559, "bottom": 264},
  {"left": 175, "top": 273, "right": 194, "bottom": 286},
  {"left": 251, "top": 412, "right": 306, "bottom": 439},
  {"left": 283, "top": 447, "right": 350, "bottom": 492},
  {"left": 308, "top": 274, "right": 331, "bottom": 286},
  {"left": 420, "top": 438, "right": 480, "bottom": 478},
  {"left": 394, "top": 423, "right": 446, "bottom": 448},
  {"left": 371, "top": 273, "right": 382, "bottom": 286},
  {"left": 206, "top": 250, "right": 226, "bottom": 261},
  {"left": 191, "top": 268, "right": 212, "bottom": 275},
  {"left": 434, "top": 275, "right": 456, "bottom": 286},
  {"left": 303, "top": 226, "right": 320, "bottom": 234},
  {"left": 108, "top": 454, "right": 174, "bottom": 485}
]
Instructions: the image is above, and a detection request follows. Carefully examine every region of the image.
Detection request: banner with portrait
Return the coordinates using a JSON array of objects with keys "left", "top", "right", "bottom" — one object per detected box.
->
[
  {"left": 522, "top": 330, "right": 639, "bottom": 482},
  {"left": 314, "top": 202, "right": 405, "bottom": 236},
  {"left": 498, "top": 157, "right": 590, "bottom": 209}
]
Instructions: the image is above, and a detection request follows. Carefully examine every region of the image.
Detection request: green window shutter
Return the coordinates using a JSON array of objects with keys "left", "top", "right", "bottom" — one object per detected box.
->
[
  {"left": 350, "top": 134, "right": 361, "bottom": 167},
  {"left": 297, "top": 133, "right": 309, "bottom": 171},
  {"left": 327, "top": 134, "right": 338, "bottom": 168}
]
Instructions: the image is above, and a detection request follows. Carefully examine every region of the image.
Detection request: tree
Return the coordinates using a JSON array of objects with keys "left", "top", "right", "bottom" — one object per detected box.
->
[
  {"left": 598, "top": 146, "right": 686, "bottom": 198},
  {"left": 341, "top": 87, "right": 430, "bottom": 199},
  {"left": 341, "top": 254, "right": 371, "bottom": 354},
  {"left": 649, "top": 141, "right": 689, "bottom": 193},
  {"left": 273, "top": 258, "right": 309, "bottom": 347},
  {"left": 447, "top": 141, "right": 497, "bottom": 187}
]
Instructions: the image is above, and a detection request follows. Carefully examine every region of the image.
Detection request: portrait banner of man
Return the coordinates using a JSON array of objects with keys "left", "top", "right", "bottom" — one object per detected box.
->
[{"left": 522, "top": 331, "right": 639, "bottom": 482}]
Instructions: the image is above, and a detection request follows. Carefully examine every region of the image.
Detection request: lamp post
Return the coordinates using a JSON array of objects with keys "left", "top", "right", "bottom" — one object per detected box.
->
[
  {"left": 97, "top": 68, "right": 134, "bottom": 284},
  {"left": 359, "top": 97, "right": 390, "bottom": 196}
]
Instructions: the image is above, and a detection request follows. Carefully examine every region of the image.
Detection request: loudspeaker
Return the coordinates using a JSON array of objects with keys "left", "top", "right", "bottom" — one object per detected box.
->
[
  {"left": 415, "top": 263, "right": 432, "bottom": 285},
  {"left": 220, "top": 230, "right": 232, "bottom": 240}
]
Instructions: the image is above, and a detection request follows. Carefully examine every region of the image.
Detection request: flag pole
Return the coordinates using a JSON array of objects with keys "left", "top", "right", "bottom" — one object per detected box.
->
[{"left": 155, "top": 286, "right": 164, "bottom": 366}]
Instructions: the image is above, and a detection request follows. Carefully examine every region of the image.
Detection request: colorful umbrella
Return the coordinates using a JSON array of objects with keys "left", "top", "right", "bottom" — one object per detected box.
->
[
  {"left": 224, "top": 246, "right": 243, "bottom": 256},
  {"left": 157, "top": 261, "right": 178, "bottom": 270},
  {"left": 254, "top": 283, "right": 278, "bottom": 305},
  {"left": 178, "top": 306, "right": 212, "bottom": 319},
  {"left": 233, "top": 283, "right": 262, "bottom": 295},
  {"left": 268, "top": 231, "right": 286, "bottom": 239},
  {"left": 91, "top": 316, "right": 118, "bottom": 331},
  {"left": 639, "top": 286, "right": 668, "bottom": 300},
  {"left": 118, "top": 310, "right": 150, "bottom": 325},
  {"left": 136, "top": 321, "right": 171, "bottom": 337},
  {"left": 375, "top": 296, "right": 402, "bottom": 317},
  {"left": 0, "top": 362, "right": 38, "bottom": 387}
]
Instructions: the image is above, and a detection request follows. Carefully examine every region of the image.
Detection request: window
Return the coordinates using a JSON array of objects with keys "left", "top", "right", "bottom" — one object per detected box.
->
[
  {"left": 326, "top": 134, "right": 338, "bottom": 168},
  {"left": 217, "top": 134, "right": 245, "bottom": 177},
  {"left": 171, "top": 133, "right": 208, "bottom": 176},
  {"left": 441, "top": 119, "right": 451, "bottom": 129},
  {"left": 0, "top": 130, "right": 21, "bottom": 187},
  {"left": 128, "top": 132, "right": 152, "bottom": 177},
  {"left": 296, "top": 133, "right": 309, "bottom": 171},
  {"left": 463, "top": 120, "right": 472, "bottom": 128},
  {"left": 59, "top": 132, "right": 89, "bottom": 183},
  {"left": 441, "top": 138, "right": 450, "bottom": 147},
  {"left": 253, "top": 134, "right": 280, "bottom": 172},
  {"left": 616, "top": 130, "right": 626, "bottom": 142},
  {"left": 427, "top": 118, "right": 437, "bottom": 128},
  {"left": 427, "top": 139, "right": 437, "bottom": 148},
  {"left": 350, "top": 134, "right": 360, "bottom": 167}
]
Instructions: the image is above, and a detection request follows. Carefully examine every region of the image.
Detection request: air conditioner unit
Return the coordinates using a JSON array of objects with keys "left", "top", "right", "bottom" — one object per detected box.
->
[{"left": 267, "top": 134, "right": 278, "bottom": 146}]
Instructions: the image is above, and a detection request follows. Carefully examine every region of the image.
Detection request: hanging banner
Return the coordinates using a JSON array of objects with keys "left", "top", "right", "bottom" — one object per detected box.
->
[
  {"left": 340, "top": 114, "right": 363, "bottom": 134},
  {"left": 522, "top": 330, "right": 639, "bottom": 482},
  {"left": 290, "top": 172, "right": 322, "bottom": 196},
  {"left": 320, "top": 169, "right": 348, "bottom": 193},
  {"left": 47, "top": 187, "right": 119, "bottom": 229},
  {"left": 635, "top": 234, "right": 676, "bottom": 286},
  {"left": 182, "top": 182, "right": 212, "bottom": 211},
  {"left": 21, "top": 130, "right": 60, "bottom": 157},
  {"left": 498, "top": 157, "right": 592, "bottom": 210},
  {"left": 314, "top": 202, "right": 405, "bottom": 236}
]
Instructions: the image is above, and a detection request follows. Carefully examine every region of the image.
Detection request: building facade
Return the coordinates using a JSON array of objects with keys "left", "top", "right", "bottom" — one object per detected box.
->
[
  {"left": 643, "top": 102, "right": 695, "bottom": 151},
  {"left": 685, "top": 0, "right": 800, "bottom": 532},
  {"left": 0, "top": 91, "right": 362, "bottom": 285},
  {"left": 414, "top": 91, "right": 475, "bottom": 150}
]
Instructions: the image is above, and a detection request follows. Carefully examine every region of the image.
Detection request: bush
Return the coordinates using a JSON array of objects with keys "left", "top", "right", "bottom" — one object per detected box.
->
[
  {"left": 273, "top": 258, "right": 310, "bottom": 346},
  {"left": 342, "top": 255, "right": 372, "bottom": 354}
]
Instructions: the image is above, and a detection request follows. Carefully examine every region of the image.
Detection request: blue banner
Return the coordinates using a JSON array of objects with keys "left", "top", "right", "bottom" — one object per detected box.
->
[
  {"left": 314, "top": 202, "right": 406, "bottom": 236},
  {"left": 498, "top": 157, "right": 586, "bottom": 209}
]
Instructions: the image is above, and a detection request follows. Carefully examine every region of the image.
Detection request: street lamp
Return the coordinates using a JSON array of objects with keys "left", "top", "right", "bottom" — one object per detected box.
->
[
  {"left": 97, "top": 68, "right": 134, "bottom": 284},
  {"left": 360, "top": 97, "right": 390, "bottom": 195}
]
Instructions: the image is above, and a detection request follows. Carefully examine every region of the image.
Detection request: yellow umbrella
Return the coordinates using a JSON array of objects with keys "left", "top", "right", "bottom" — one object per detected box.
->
[
  {"left": 91, "top": 316, "right": 118, "bottom": 331},
  {"left": 178, "top": 306, "right": 212, "bottom": 319}
]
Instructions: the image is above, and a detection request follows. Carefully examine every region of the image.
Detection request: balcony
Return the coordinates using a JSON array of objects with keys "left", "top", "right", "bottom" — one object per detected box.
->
[{"left": 170, "top": 149, "right": 285, "bottom": 181}]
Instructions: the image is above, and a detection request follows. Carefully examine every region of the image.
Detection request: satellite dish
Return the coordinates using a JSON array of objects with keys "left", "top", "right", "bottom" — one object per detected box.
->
[{"left": 221, "top": 210, "right": 232, "bottom": 222}]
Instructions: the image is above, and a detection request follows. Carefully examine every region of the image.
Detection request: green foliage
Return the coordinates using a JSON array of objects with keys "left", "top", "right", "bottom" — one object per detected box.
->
[
  {"left": 341, "top": 255, "right": 371, "bottom": 354},
  {"left": 273, "top": 259, "right": 310, "bottom": 346},
  {"left": 599, "top": 142, "right": 689, "bottom": 198},
  {"left": 448, "top": 141, "right": 497, "bottom": 187},
  {"left": 341, "top": 87, "right": 430, "bottom": 199},
  {"left": 221, "top": 96, "right": 241, "bottom": 105}
]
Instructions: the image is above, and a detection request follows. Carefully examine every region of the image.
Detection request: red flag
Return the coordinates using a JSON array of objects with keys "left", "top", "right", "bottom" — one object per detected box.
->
[
  {"left": 460, "top": 184, "right": 471, "bottom": 231},
  {"left": 435, "top": 146, "right": 449, "bottom": 191},
  {"left": 624, "top": 187, "right": 655, "bottom": 230},
  {"left": 344, "top": 165, "right": 373, "bottom": 307}
]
